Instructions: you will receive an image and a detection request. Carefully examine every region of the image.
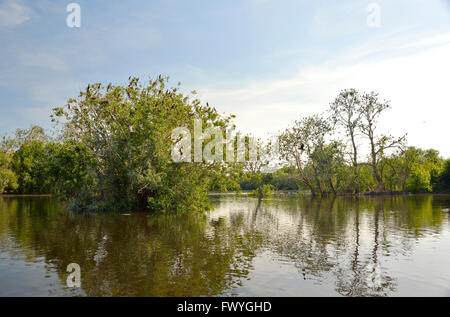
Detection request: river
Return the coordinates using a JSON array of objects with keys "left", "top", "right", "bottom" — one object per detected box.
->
[{"left": 0, "top": 194, "right": 449, "bottom": 296}]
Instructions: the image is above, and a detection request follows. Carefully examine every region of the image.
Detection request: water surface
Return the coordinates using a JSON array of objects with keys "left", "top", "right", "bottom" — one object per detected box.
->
[{"left": 0, "top": 194, "right": 449, "bottom": 296}]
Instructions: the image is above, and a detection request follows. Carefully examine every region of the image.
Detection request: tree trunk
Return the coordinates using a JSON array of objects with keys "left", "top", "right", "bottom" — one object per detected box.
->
[
  {"left": 369, "top": 130, "right": 384, "bottom": 191},
  {"left": 329, "top": 179, "right": 337, "bottom": 196},
  {"left": 350, "top": 130, "right": 360, "bottom": 194},
  {"left": 303, "top": 179, "right": 316, "bottom": 197}
]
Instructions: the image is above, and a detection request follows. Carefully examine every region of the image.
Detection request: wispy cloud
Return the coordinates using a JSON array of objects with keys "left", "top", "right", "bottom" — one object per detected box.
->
[
  {"left": 0, "top": 0, "right": 32, "bottom": 28},
  {"left": 196, "top": 33, "right": 450, "bottom": 156}
]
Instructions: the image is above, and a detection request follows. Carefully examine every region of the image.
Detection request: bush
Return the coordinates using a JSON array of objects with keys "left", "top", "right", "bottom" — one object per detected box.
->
[
  {"left": 51, "top": 77, "right": 236, "bottom": 213},
  {"left": 250, "top": 184, "right": 275, "bottom": 198}
]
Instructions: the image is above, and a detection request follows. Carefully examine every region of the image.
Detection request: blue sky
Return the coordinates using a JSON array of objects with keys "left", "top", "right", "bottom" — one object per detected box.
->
[{"left": 1, "top": 0, "right": 450, "bottom": 156}]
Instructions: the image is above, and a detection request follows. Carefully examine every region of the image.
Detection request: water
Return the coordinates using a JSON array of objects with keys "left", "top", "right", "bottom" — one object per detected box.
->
[{"left": 0, "top": 194, "right": 449, "bottom": 297}]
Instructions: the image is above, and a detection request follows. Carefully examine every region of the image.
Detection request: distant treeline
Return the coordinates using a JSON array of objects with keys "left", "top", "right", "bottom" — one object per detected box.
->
[
  {"left": 240, "top": 167, "right": 299, "bottom": 191},
  {"left": 1, "top": 78, "right": 449, "bottom": 213},
  {"left": 241, "top": 89, "right": 450, "bottom": 197},
  {"left": 2, "top": 128, "right": 448, "bottom": 199},
  {"left": 239, "top": 157, "right": 450, "bottom": 195}
]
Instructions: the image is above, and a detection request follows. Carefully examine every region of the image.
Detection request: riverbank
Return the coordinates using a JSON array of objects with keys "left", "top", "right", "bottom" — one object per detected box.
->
[
  {"left": 212, "top": 190, "right": 450, "bottom": 198},
  {"left": 0, "top": 194, "right": 52, "bottom": 197}
]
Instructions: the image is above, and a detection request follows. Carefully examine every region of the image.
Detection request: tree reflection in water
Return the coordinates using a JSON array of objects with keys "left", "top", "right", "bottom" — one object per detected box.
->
[
  {"left": 0, "top": 194, "right": 448, "bottom": 296},
  {"left": 216, "top": 194, "right": 447, "bottom": 297}
]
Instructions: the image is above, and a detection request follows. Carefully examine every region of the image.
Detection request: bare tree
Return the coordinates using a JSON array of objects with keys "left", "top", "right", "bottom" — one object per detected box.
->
[
  {"left": 329, "top": 89, "right": 363, "bottom": 194},
  {"left": 278, "top": 115, "right": 332, "bottom": 196},
  {"left": 359, "top": 92, "right": 406, "bottom": 191}
]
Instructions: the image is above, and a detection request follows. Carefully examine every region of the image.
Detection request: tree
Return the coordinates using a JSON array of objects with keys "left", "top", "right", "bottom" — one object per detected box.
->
[
  {"left": 0, "top": 151, "right": 18, "bottom": 193},
  {"left": 1, "top": 125, "right": 48, "bottom": 153},
  {"left": 359, "top": 92, "right": 406, "bottom": 191},
  {"left": 12, "top": 139, "right": 50, "bottom": 194},
  {"left": 436, "top": 159, "right": 450, "bottom": 192},
  {"left": 278, "top": 114, "right": 332, "bottom": 196},
  {"left": 329, "top": 89, "right": 363, "bottom": 193},
  {"left": 241, "top": 138, "right": 276, "bottom": 198},
  {"left": 45, "top": 140, "right": 95, "bottom": 198},
  {"left": 242, "top": 138, "right": 271, "bottom": 175},
  {"left": 313, "top": 141, "right": 347, "bottom": 195},
  {"left": 270, "top": 167, "right": 300, "bottom": 190},
  {"left": 3, "top": 126, "right": 54, "bottom": 194},
  {"left": 381, "top": 147, "right": 444, "bottom": 193},
  {"left": 406, "top": 163, "right": 432, "bottom": 193},
  {"left": 423, "top": 149, "right": 444, "bottom": 190},
  {"left": 52, "top": 76, "right": 235, "bottom": 213},
  {"left": 6, "top": 126, "right": 93, "bottom": 196}
]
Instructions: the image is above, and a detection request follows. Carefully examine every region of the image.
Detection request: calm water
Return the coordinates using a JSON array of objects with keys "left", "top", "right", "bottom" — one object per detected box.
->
[{"left": 0, "top": 194, "right": 450, "bottom": 297}]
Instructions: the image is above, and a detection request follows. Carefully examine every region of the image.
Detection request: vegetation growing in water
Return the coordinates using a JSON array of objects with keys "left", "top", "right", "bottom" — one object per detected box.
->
[
  {"left": 277, "top": 89, "right": 447, "bottom": 196},
  {"left": 1, "top": 77, "right": 239, "bottom": 212},
  {"left": 51, "top": 76, "right": 239, "bottom": 212}
]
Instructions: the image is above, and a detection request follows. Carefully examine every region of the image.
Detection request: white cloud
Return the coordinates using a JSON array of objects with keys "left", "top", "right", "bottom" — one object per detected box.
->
[
  {"left": 0, "top": 0, "right": 32, "bottom": 28},
  {"left": 196, "top": 33, "right": 450, "bottom": 157}
]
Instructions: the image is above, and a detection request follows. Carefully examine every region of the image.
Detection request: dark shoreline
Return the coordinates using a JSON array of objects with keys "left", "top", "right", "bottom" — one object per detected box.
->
[
  {"left": 2, "top": 192, "right": 449, "bottom": 200},
  {"left": 210, "top": 190, "right": 450, "bottom": 197},
  {"left": 0, "top": 194, "right": 52, "bottom": 197}
]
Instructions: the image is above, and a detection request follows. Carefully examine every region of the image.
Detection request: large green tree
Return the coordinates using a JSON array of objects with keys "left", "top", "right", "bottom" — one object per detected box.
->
[{"left": 52, "top": 76, "right": 235, "bottom": 213}]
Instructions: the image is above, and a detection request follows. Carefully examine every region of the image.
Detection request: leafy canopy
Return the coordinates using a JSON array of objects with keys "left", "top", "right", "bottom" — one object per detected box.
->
[{"left": 52, "top": 76, "right": 235, "bottom": 213}]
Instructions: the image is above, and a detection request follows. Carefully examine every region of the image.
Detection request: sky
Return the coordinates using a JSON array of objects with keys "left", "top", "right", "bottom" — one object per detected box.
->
[{"left": 0, "top": 0, "right": 450, "bottom": 156}]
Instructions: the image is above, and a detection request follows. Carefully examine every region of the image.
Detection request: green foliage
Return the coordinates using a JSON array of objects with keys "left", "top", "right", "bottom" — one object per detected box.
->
[
  {"left": 270, "top": 167, "right": 299, "bottom": 190},
  {"left": 3, "top": 84, "right": 450, "bottom": 207},
  {"left": 208, "top": 165, "right": 242, "bottom": 192},
  {"left": 0, "top": 151, "right": 18, "bottom": 193},
  {"left": 52, "top": 76, "right": 235, "bottom": 213},
  {"left": 329, "top": 89, "right": 362, "bottom": 193},
  {"left": 310, "top": 141, "right": 347, "bottom": 195},
  {"left": 277, "top": 89, "right": 445, "bottom": 196},
  {"left": 406, "top": 163, "right": 432, "bottom": 193},
  {"left": 12, "top": 140, "right": 50, "bottom": 194},
  {"left": 435, "top": 159, "right": 450, "bottom": 192},
  {"left": 45, "top": 140, "right": 95, "bottom": 197},
  {"left": 356, "top": 166, "right": 376, "bottom": 192},
  {"left": 381, "top": 147, "right": 444, "bottom": 193},
  {"left": 10, "top": 138, "right": 93, "bottom": 196},
  {"left": 250, "top": 184, "right": 275, "bottom": 198},
  {"left": 278, "top": 114, "right": 333, "bottom": 196}
]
